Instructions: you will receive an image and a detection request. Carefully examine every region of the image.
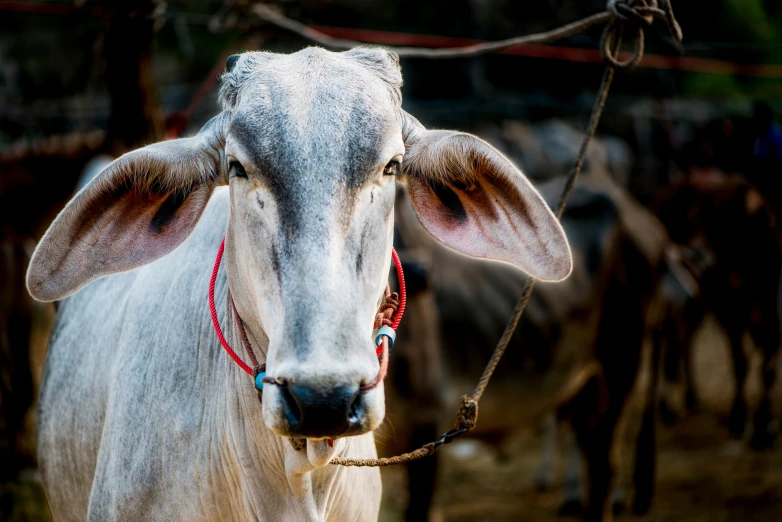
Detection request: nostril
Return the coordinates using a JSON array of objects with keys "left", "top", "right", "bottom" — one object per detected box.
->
[
  {"left": 348, "top": 394, "right": 364, "bottom": 425},
  {"left": 279, "top": 385, "right": 303, "bottom": 427}
]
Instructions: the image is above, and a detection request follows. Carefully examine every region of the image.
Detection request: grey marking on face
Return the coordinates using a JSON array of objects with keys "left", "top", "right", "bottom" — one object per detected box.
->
[
  {"left": 355, "top": 249, "right": 364, "bottom": 274},
  {"left": 355, "top": 228, "right": 368, "bottom": 274},
  {"left": 270, "top": 242, "right": 281, "bottom": 281}
]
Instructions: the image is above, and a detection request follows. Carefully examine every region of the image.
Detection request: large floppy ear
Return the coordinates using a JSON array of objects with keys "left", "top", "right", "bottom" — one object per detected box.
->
[
  {"left": 27, "top": 114, "right": 229, "bottom": 302},
  {"left": 401, "top": 112, "right": 572, "bottom": 281}
]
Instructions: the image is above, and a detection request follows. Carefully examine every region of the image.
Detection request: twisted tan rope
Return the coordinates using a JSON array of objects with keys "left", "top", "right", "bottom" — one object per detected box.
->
[
  {"left": 252, "top": 4, "right": 610, "bottom": 59},
  {"left": 328, "top": 0, "right": 682, "bottom": 468},
  {"left": 250, "top": 0, "right": 681, "bottom": 66}
]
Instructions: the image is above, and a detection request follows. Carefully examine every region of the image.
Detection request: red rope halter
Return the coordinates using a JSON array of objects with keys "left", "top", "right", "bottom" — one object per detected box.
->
[
  {"left": 209, "top": 238, "right": 252, "bottom": 375},
  {"left": 208, "top": 236, "right": 407, "bottom": 381}
]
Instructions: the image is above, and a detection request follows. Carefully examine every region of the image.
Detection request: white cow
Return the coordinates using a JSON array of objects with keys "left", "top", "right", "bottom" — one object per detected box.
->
[{"left": 27, "top": 47, "right": 572, "bottom": 521}]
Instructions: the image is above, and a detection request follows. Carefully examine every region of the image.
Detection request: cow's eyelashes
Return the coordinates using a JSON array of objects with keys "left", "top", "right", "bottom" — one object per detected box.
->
[
  {"left": 383, "top": 157, "right": 402, "bottom": 176},
  {"left": 229, "top": 160, "right": 247, "bottom": 178}
]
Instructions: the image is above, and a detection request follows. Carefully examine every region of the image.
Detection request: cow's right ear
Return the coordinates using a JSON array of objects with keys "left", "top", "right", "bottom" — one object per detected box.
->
[
  {"left": 400, "top": 112, "right": 572, "bottom": 281},
  {"left": 27, "top": 114, "right": 229, "bottom": 302}
]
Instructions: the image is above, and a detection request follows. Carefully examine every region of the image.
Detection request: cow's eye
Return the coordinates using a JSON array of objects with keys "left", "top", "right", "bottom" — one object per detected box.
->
[
  {"left": 383, "top": 157, "right": 402, "bottom": 176},
  {"left": 229, "top": 160, "right": 247, "bottom": 178}
]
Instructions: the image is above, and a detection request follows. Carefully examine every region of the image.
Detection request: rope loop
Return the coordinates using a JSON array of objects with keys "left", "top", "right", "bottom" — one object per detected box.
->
[
  {"left": 601, "top": 19, "right": 643, "bottom": 70},
  {"left": 601, "top": 0, "right": 681, "bottom": 70},
  {"left": 659, "top": 0, "right": 684, "bottom": 42}
]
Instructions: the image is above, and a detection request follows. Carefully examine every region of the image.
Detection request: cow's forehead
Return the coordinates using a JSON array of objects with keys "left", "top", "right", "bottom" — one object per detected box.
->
[
  {"left": 220, "top": 47, "right": 403, "bottom": 116},
  {"left": 222, "top": 48, "right": 404, "bottom": 188}
]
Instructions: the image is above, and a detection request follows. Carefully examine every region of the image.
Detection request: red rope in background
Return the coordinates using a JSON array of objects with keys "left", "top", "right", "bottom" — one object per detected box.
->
[{"left": 3, "top": 1, "right": 782, "bottom": 79}]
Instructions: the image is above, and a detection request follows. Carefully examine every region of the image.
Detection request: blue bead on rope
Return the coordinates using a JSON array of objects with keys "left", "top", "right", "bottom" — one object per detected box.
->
[{"left": 374, "top": 325, "right": 396, "bottom": 348}]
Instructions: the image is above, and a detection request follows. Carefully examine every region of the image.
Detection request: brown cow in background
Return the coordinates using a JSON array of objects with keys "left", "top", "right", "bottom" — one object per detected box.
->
[{"left": 655, "top": 176, "right": 782, "bottom": 449}]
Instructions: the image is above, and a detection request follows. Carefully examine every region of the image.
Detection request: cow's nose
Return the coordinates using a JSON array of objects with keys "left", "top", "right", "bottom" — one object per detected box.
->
[{"left": 279, "top": 384, "right": 365, "bottom": 438}]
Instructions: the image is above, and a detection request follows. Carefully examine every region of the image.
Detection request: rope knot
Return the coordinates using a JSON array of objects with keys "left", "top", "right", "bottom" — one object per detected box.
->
[
  {"left": 601, "top": 0, "right": 682, "bottom": 70},
  {"left": 374, "top": 291, "right": 400, "bottom": 329},
  {"left": 456, "top": 395, "right": 479, "bottom": 432},
  {"left": 607, "top": 0, "right": 654, "bottom": 26}
]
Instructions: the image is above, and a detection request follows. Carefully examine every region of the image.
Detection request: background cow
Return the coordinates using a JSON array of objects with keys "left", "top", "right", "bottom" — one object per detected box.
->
[
  {"left": 383, "top": 122, "right": 666, "bottom": 522},
  {"left": 654, "top": 176, "right": 782, "bottom": 449}
]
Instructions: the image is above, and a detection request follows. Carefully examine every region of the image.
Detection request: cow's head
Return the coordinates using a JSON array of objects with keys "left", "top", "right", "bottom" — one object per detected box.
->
[{"left": 27, "top": 47, "right": 571, "bottom": 440}]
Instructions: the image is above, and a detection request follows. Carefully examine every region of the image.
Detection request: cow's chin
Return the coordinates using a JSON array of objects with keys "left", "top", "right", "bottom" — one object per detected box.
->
[{"left": 261, "top": 384, "right": 385, "bottom": 440}]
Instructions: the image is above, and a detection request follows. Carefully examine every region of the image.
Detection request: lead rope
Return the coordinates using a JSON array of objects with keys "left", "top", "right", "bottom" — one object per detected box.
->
[{"left": 328, "top": 0, "right": 682, "bottom": 468}]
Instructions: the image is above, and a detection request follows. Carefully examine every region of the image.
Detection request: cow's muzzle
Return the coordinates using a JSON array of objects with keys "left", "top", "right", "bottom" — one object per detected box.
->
[{"left": 278, "top": 383, "right": 369, "bottom": 438}]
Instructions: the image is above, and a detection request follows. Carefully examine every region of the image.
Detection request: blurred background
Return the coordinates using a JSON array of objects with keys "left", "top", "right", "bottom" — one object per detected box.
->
[{"left": 3, "top": 1, "right": 782, "bottom": 521}]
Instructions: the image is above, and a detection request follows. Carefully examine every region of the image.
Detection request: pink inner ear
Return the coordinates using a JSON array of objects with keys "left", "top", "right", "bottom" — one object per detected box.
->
[
  {"left": 28, "top": 183, "right": 212, "bottom": 301},
  {"left": 82, "top": 186, "right": 211, "bottom": 270},
  {"left": 407, "top": 171, "right": 572, "bottom": 281}
]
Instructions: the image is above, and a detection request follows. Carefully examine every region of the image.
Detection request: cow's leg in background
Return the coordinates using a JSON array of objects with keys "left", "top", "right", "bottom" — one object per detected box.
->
[
  {"left": 658, "top": 307, "right": 683, "bottom": 425},
  {"left": 539, "top": 406, "right": 632, "bottom": 518},
  {"left": 535, "top": 413, "right": 587, "bottom": 514},
  {"left": 0, "top": 238, "right": 35, "bottom": 480},
  {"left": 681, "top": 299, "right": 706, "bottom": 413},
  {"left": 405, "top": 424, "right": 439, "bottom": 522},
  {"left": 570, "top": 236, "right": 649, "bottom": 522},
  {"left": 535, "top": 413, "right": 559, "bottom": 492},
  {"left": 748, "top": 290, "right": 781, "bottom": 450},
  {"left": 633, "top": 308, "right": 663, "bottom": 516},
  {"left": 560, "top": 420, "right": 587, "bottom": 515},
  {"left": 567, "top": 372, "right": 613, "bottom": 522},
  {"left": 658, "top": 296, "right": 705, "bottom": 424},
  {"left": 722, "top": 319, "right": 749, "bottom": 439}
]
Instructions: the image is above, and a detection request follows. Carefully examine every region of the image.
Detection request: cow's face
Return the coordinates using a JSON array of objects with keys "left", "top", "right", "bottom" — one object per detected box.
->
[
  {"left": 27, "top": 47, "right": 572, "bottom": 442},
  {"left": 221, "top": 48, "right": 402, "bottom": 438}
]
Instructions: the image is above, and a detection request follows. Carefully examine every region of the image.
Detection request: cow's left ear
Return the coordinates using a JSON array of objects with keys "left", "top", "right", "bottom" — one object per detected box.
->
[
  {"left": 401, "top": 113, "right": 572, "bottom": 281},
  {"left": 27, "top": 113, "right": 229, "bottom": 302}
]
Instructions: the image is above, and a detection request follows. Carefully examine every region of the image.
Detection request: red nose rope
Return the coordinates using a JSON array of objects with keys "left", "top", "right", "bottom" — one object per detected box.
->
[{"left": 208, "top": 237, "right": 406, "bottom": 391}]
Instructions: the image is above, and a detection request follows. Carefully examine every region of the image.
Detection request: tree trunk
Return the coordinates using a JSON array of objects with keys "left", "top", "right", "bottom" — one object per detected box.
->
[{"left": 104, "top": 1, "right": 164, "bottom": 153}]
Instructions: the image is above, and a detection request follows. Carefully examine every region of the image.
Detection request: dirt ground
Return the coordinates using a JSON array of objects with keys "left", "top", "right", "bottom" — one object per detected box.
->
[{"left": 4, "top": 317, "right": 782, "bottom": 522}]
